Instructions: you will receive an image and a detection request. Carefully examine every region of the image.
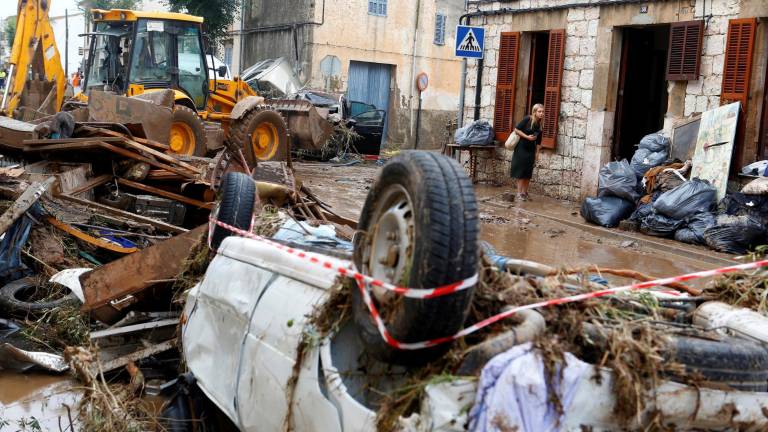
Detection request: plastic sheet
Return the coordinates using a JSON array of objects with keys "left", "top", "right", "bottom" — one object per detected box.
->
[
  {"left": 598, "top": 160, "right": 639, "bottom": 202},
  {"left": 454, "top": 120, "right": 494, "bottom": 146},
  {"left": 580, "top": 196, "right": 635, "bottom": 228},
  {"left": 653, "top": 179, "right": 717, "bottom": 220}
]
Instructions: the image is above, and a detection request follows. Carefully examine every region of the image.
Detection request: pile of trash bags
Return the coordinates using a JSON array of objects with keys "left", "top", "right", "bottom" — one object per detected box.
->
[
  {"left": 455, "top": 119, "right": 494, "bottom": 146},
  {"left": 581, "top": 132, "right": 768, "bottom": 254}
]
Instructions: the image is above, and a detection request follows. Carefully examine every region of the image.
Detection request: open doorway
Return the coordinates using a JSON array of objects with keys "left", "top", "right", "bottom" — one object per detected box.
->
[
  {"left": 613, "top": 25, "right": 670, "bottom": 161},
  {"left": 526, "top": 32, "right": 549, "bottom": 115}
]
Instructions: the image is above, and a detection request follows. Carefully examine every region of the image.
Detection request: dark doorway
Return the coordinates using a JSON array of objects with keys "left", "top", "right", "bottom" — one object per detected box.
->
[
  {"left": 614, "top": 26, "right": 670, "bottom": 161},
  {"left": 526, "top": 32, "right": 549, "bottom": 114}
]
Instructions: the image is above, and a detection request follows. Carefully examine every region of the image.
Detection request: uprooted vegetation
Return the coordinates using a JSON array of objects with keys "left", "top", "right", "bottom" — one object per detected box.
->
[{"left": 303, "top": 257, "right": 744, "bottom": 431}]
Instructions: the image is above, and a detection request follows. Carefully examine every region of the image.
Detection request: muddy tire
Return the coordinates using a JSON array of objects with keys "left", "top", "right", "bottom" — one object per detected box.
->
[
  {"left": 209, "top": 172, "right": 257, "bottom": 250},
  {"left": 666, "top": 334, "right": 768, "bottom": 392},
  {"left": 170, "top": 105, "right": 207, "bottom": 157},
  {"left": 0, "top": 277, "right": 80, "bottom": 316},
  {"left": 352, "top": 151, "right": 479, "bottom": 364},
  {"left": 229, "top": 108, "right": 289, "bottom": 164}
]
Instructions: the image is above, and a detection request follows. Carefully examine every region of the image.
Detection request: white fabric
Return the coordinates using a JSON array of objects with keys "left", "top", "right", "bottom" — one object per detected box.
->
[{"left": 468, "top": 343, "right": 591, "bottom": 432}]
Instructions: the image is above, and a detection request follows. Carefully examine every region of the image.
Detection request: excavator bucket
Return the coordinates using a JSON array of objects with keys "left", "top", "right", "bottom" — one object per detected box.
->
[{"left": 270, "top": 99, "right": 335, "bottom": 151}]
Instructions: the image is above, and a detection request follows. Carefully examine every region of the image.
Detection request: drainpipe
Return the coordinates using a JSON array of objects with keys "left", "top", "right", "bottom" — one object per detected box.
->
[{"left": 409, "top": 0, "right": 423, "bottom": 148}]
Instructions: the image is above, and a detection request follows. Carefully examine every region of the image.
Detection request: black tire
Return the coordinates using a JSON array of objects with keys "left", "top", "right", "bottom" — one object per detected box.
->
[
  {"left": 209, "top": 172, "right": 257, "bottom": 250},
  {"left": 170, "top": 105, "right": 208, "bottom": 157},
  {"left": 352, "top": 151, "right": 479, "bottom": 364},
  {"left": 0, "top": 277, "right": 80, "bottom": 316},
  {"left": 666, "top": 334, "right": 768, "bottom": 392},
  {"left": 229, "top": 108, "right": 289, "bottom": 164}
]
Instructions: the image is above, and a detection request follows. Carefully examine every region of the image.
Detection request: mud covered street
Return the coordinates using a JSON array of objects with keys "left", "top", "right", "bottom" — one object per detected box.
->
[{"left": 295, "top": 160, "right": 733, "bottom": 280}]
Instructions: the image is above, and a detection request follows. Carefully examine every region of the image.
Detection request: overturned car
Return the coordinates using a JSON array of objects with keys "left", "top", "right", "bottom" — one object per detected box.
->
[{"left": 177, "top": 152, "right": 768, "bottom": 431}]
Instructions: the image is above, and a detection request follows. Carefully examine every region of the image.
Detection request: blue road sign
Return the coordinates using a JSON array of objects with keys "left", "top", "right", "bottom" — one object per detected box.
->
[{"left": 455, "top": 25, "right": 485, "bottom": 59}]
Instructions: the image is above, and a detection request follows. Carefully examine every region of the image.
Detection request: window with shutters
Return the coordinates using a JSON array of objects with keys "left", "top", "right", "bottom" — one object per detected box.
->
[
  {"left": 368, "top": 0, "right": 387, "bottom": 16},
  {"left": 493, "top": 32, "right": 520, "bottom": 141},
  {"left": 666, "top": 20, "right": 704, "bottom": 81},
  {"left": 541, "top": 29, "right": 565, "bottom": 149},
  {"left": 434, "top": 13, "right": 446, "bottom": 45},
  {"left": 721, "top": 18, "right": 756, "bottom": 107}
]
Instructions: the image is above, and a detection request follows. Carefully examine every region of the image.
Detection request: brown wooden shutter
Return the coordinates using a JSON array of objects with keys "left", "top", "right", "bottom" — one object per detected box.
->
[
  {"left": 541, "top": 29, "right": 565, "bottom": 149},
  {"left": 721, "top": 18, "right": 757, "bottom": 107},
  {"left": 493, "top": 32, "right": 520, "bottom": 142},
  {"left": 666, "top": 20, "right": 704, "bottom": 81}
]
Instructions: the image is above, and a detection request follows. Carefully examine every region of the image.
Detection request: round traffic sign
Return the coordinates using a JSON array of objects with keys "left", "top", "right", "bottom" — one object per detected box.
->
[{"left": 416, "top": 72, "right": 429, "bottom": 92}]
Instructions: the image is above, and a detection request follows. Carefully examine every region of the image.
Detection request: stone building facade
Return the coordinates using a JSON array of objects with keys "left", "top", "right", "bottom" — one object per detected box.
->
[
  {"left": 463, "top": 0, "right": 768, "bottom": 201},
  {"left": 241, "top": 0, "right": 466, "bottom": 150}
]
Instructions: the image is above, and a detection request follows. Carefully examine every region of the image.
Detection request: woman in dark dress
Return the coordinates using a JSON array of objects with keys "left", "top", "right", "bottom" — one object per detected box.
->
[{"left": 509, "top": 103, "right": 544, "bottom": 201}]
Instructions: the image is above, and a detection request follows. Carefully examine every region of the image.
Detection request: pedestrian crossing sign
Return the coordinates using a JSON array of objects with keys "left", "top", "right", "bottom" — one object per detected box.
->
[{"left": 455, "top": 25, "right": 485, "bottom": 59}]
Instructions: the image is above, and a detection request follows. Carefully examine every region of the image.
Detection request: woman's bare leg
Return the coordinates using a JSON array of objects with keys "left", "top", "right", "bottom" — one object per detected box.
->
[
  {"left": 521, "top": 178, "right": 531, "bottom": 194},
  {"left": 516, "top": 178, "right": 525, "bottom": 194}
]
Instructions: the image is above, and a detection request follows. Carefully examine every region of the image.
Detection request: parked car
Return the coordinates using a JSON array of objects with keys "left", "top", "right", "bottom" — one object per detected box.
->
[{"left": 176, "top": 153, "right": 768, "bottom": 431}]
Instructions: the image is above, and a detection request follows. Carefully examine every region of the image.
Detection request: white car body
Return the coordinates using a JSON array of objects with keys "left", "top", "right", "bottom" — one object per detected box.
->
[{"left": 182, "top": 235, "right": 768, "bottom": 431}]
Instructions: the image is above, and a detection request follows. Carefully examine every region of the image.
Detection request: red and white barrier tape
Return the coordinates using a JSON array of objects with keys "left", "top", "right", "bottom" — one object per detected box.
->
[
  {"left": 209, "top": 217, "right": 768, "bottom": 350},
  {"left": 208, "top": 218, "right": 478, "bottom": 299},
  {"left": 357, "top": 259, "right": 768, "bottom": 350}
]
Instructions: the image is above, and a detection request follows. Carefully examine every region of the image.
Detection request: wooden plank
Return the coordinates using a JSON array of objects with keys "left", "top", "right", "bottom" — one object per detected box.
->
[
  {"left": 0, "top": 177, "right": 55, "bottom": 236},
  {"left": 80, "top": 225, "right": 205, "bottom": 310},
  {"left": 117, "top": 138, "right": 203, "bottom": 175},
  {"left": 22, "top": 137, "right": 125, "bottom": 145},
  {"left": 117, "top": 178, "right": 214, "bottom": 209},
  {"left": 97, "top": 142, "right": 198, "bottom": 180},
  {"left": 23, "top": 141, "right": 106, "bottom": 152},
  {"left": 47, "top": 216, "right": 139, "bottom": 254},
  {"left": 59, "top": 194, "right": 187, "bottom": 234},
  {"left": 67, "top": 174, "right": 112, "bottom": 197},
  {"left": 98, "top": 338, "right": 177, "bottom": 373},
  {"left": 77, "top": 126, "right": 170, "bottom": 151}
]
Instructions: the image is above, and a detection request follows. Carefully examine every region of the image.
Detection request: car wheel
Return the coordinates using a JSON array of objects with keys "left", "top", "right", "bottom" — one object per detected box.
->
[
  {"left": 0, "top": 277, "right": 80, "bottom": 316},
  {"left": 209, "top": 172, "right": 257, "bottom": 250},
  {"left": 352, "top": 151, "right": 479, "bottom": 365}
]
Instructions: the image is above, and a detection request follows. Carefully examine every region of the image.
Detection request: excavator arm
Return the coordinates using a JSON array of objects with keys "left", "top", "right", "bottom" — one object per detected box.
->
[{"left": 2, "top": 0, "right": 66, "bottom": 118}]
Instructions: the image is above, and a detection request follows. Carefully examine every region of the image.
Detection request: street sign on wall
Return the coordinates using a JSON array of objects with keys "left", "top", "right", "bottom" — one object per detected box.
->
[{"left": 455, "top": 25, "right": 485, "bottom": 59}]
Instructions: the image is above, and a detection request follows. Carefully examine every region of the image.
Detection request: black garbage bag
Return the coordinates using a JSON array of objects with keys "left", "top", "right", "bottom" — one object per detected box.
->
[
  {"left": 455, "top": 119, "right": 494, "bottom": 146},
  {"left": 653, "top": 179, "right": 717, "bottom": 220},
  {"left": 598, "top": 160, "right": 639, "bottom": 202},
  {"left": 674, "top": 212, "right": 717, "bottom": 245},
  {"left": 630, "top": 202, "right": 654, "bottom": 222},
  {"left": 581, "top": 196, "right": 635, "bottom": 228},
  {"left": 704, "top": 215, "right": 767, "bottom": 254},
  {"left": 638, "top": 133, "right": 670, "bottom": 153},
  {"left": 630, "top": 148, "right": 668, "bottom": 178},
  {"left": 719, "top": 193, "right": 768, "bottom": 226},
  {"left": 640, "top": 212, "right": 683, "bottom": 237}
]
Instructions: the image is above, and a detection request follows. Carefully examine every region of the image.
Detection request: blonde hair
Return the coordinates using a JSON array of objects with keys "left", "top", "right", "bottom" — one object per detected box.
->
[{"left": 530, "top": 103, "right": 544, "bottom": 128}]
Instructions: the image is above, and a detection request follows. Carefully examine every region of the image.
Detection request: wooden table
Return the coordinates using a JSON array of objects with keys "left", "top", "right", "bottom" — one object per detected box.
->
[{"left": 445, "top": 143, "right": 501, "bottom": 183}]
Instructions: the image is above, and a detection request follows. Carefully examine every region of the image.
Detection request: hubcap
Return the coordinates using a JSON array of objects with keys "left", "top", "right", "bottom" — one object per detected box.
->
[
  {"left": 169, "top": 122, "right": 196, "bottom": 155},
  {"left": 364, "top": 184, "right": 414, "bottom": 302},
  {"left": 251, "top": 122, "right": 279, "bottom": 160}
]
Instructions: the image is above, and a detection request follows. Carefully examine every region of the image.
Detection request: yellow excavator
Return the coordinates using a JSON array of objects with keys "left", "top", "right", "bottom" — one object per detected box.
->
[
  {"left": 79, "top": 8, "right": 294, "bottom": 161},
  {"left": 2, "top": 0, "right": 67, "bottom": 120}
]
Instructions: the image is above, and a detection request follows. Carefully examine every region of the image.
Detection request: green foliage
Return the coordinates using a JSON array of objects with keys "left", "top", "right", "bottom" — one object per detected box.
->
[
  {"left": 164, "top": 0, "right": 241, "bottom": 45},
  {"left": 3, "top": 16, "right": 16, "bottom": 51},
  {"left": 77, "top": 0, "right": 142, "bottom": 17}
]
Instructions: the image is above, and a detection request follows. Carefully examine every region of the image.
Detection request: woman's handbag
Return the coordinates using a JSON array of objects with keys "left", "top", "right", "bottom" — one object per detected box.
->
[{"left": 504, "top": 132, "right": 520, "bottom": 151}]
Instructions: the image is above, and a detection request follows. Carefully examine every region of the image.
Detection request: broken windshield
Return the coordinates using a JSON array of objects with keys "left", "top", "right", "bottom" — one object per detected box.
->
[{"left": 84, "top": 21, "right": 133, "bottom": 93}]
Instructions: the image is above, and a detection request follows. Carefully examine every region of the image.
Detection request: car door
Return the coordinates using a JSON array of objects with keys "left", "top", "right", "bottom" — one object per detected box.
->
[{"left": 350, "top": 109, "right": 386, "bottom": 155}]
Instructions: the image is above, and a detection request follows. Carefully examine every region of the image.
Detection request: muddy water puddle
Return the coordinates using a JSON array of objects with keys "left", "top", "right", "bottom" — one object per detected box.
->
[{"left": 0, "top": 372, "right": 81, "bottom": 430}]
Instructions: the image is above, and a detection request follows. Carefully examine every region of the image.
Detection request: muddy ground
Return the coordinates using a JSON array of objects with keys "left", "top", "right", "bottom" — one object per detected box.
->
[{"left": 295, "top": 160, "right": 736, "bottom": 281}]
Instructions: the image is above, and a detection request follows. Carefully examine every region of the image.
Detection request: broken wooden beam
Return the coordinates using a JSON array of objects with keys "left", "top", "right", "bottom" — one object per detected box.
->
[
  {"left": 0, "top": 177, "right": 55, "bottom": 236},
  {"left": 79, "top": 225, "right": 205, "bottom": 310},
  {"left": 97, "top": 142, "right": 198, "bottom": 180}
]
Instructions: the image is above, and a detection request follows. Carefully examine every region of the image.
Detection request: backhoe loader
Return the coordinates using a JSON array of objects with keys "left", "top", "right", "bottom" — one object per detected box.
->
[
  {"left": 79, "top": 9, "right": 332, "bottom": 161},
  {"left": 1, "top": 0, "right": 67, "bottom": 120}
]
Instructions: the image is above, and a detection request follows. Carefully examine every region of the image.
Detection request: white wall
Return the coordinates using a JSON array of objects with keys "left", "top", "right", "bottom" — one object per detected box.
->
[{"left": 50, "top": 11, "right": 88, "bottom": 75}]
